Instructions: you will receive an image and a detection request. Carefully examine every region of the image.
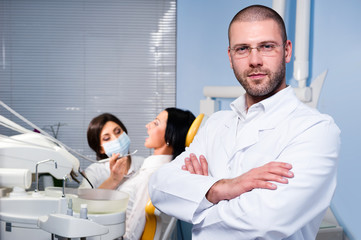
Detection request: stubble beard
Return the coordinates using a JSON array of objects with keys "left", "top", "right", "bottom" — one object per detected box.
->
[{"left": 233, "top": 59, "right": 286, "bottom": 98}]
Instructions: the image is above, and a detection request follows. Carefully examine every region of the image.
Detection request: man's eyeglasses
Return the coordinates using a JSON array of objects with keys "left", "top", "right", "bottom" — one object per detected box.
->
[{"left": 230, "top": 42, "right": 286, "bottom": 59}]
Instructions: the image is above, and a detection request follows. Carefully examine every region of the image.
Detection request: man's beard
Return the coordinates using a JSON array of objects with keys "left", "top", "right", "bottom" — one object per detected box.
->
[{"left": 233, "top": 59, "right": 286, "bottom": 98}]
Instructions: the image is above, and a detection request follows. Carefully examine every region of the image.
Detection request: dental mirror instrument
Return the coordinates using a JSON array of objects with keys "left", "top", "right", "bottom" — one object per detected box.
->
[{"left": 98, "top": 150, "right": 138, "bottom": 163}]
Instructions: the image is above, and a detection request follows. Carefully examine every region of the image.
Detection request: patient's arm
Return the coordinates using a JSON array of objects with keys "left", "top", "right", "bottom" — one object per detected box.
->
[{"left": 182, "top": 153, "right": 293, "bottom": 204}]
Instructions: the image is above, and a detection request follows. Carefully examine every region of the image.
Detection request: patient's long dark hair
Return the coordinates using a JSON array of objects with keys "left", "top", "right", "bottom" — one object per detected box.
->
[{"left": 164, "top": 108, "right": 195, "bottom": 160}]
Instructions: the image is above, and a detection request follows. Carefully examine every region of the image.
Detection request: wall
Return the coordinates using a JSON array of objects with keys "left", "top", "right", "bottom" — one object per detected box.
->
[{"left": 176, "top": 0, "right": 361, "bottom": 239}]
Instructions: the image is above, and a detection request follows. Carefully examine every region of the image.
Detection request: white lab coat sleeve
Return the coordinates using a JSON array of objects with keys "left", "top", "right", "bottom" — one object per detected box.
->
[
  {"left": 192, "top": 118, "right": 341, "bottom": 239},
  {"left": 148, "top": 115, "right": 221, "bottom": 224}
]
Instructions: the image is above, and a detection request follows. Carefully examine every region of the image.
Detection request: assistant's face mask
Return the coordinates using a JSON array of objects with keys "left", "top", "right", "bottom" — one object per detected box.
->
[{"left": 102, "top": 132, "right": 131, "bottom": 158}]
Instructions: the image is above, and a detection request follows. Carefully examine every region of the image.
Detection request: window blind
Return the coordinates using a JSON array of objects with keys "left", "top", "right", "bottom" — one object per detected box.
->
[{"left": 0, "top": 0, "right": 176, "bottom": 186}]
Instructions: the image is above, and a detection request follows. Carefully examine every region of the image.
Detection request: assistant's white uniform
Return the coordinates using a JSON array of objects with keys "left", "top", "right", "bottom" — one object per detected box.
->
[{"left": 149, "top": 87, "right": 341, "bottom": 240}]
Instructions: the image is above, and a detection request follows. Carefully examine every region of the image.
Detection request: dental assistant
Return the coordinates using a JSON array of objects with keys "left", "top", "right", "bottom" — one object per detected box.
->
[
  {"left": 149, "top": 5, "right": 341, "bottom": 240},
  {"left": 79, "top": 113, "right": 143, "bottom": 190}
]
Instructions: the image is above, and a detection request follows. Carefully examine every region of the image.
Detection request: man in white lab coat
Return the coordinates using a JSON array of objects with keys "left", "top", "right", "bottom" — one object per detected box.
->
[{"left": 148, "top": 5, "right": 340, "bottom": 240}]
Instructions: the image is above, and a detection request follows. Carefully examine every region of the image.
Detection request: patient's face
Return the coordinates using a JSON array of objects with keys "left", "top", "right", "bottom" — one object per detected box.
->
[
  {"left": 145, "top": 110, "right": 168, "bottom": 150},
  {"left": 99, "top": 121, "right": 124, "bottom": 154}
]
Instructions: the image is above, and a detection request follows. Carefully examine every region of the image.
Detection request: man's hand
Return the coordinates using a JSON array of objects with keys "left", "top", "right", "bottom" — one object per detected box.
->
[
  {"left": 182, "top": 153, "right": 208, "bottom": 176},
  {"left": 181, "top": 154, "right": 293, "bottom": 204},
  {"left": 207, "top": 161, "right": 293, "bottom": 204}
]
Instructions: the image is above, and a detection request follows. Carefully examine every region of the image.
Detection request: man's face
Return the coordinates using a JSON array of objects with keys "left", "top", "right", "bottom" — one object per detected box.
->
[{"left": 228, "top": 20, "right": 292, "bottom": 101}]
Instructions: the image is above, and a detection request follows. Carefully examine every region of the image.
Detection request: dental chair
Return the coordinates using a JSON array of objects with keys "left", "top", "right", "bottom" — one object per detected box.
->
[{"left": 141, "top": 113, "right": 205, "bottom": 240}]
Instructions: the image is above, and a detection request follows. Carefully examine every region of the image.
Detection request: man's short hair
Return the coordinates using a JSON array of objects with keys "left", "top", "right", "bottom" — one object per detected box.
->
[{"left": 228, "top": 5, "right": 287, "bottom": 44}]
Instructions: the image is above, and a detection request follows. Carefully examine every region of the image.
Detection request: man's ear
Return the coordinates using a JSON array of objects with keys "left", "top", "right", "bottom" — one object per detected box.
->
[
  {"left": 284, "top": 40, "right": 292, "bottom": 63},
  {"left": 228, "top": 47, "right": 233, "bottom": 69}
]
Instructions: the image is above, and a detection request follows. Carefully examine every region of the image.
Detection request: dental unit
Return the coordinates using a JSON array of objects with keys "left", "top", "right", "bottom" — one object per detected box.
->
[{"left": 0, "top": 100, "right": 129, "bottom": 240}]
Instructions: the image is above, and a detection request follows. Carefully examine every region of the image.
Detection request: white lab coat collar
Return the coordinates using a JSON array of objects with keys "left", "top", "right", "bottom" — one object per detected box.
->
[
  {"left": 229, "top": 86, "right": 299, "bottom": 129},
  {"left": 223, "top": 86, "right": 300, "bottom": 159}
]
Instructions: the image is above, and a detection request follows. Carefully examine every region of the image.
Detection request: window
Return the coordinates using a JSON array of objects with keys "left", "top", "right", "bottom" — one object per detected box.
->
[{"left": 0, "top": 0, "right": 176, "bottom": 185}]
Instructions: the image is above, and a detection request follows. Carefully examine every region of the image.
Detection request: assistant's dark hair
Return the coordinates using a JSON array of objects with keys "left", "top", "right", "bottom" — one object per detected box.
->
[
  {"left": 228, "top": 5, "right": 287, "bottom": 44},
  {"left": 87, "top": 113, "right": 128, "bottom": 160},
  {"left": 164, "top": 108, "right": 195, "bottom": 160}
]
